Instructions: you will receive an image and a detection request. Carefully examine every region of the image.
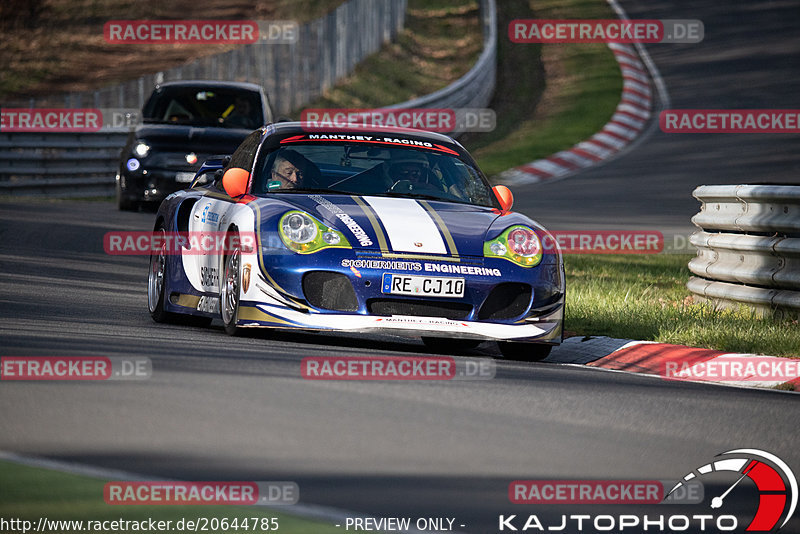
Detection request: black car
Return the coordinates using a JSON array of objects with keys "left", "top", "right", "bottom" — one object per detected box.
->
[{"left": 116, "top": 80, "right": 272, "bottom": 210}]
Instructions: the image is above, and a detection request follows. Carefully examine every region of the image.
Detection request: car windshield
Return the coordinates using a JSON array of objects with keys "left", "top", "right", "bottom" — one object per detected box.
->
[
  {"left": 143, "top": 87, "right": 263, "bottom": 129},
  {"left": 252, "top": 141, "right": 497, "bottom": 207}
]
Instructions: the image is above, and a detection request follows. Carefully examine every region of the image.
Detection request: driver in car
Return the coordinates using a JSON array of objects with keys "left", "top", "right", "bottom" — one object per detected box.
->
[{"left": 386, "top": 152, "right": 439, "bottom": 193}]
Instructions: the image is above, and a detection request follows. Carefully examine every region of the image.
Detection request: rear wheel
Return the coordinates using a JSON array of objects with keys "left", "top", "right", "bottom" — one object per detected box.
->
[
  {"left": 498, "top": 342, "right": 552, "bottom": 362},
  {"left": 221, "top": 234, "right": 242, "bottom": 336},
  {"left": 422, "top": 337, "right": 482, "bottom": 353}
]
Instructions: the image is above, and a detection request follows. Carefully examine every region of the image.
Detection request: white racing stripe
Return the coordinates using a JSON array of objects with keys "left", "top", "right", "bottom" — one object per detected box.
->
[{"left": 365, "top": 196, "right": 447, "bottom": 254}]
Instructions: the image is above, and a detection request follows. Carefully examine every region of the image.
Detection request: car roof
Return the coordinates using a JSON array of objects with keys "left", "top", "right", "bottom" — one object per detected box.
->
[{"left": 154, "top": 80, "right": 265, "bottom": 93}]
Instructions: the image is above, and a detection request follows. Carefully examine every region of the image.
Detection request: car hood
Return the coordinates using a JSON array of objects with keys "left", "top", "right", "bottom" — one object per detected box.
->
[
  {"left": 257, "top": 194, "right": 504, "bottom": 258},
  {"left": 134, "top": 124, "right": 252, "bottom": 154}
]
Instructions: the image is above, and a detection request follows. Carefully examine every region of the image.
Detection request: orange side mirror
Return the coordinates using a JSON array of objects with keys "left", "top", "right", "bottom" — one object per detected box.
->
[
  {"left": 493, "top": 185, "right": 514, "bottom": 212},
  {"left": 222, "top": 167, "right": 250, "bottom": 197}
]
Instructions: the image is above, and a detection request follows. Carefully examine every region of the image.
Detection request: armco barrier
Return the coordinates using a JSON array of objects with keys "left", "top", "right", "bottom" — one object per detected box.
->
[
  {"left": 1, "top": 0, "right": 495, "bottom": 197},
  {"left": 7, "top": 0, "right": 407, "bottom": 116},
  {"left": 387, "top": 0, "right": 496, "bottom": 117},
  {"left": 687, "top": 184, "right": 800, "bottom": 315}
]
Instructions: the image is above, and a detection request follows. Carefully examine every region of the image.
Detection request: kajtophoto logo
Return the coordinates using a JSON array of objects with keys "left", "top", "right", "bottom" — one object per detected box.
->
[
  {"left": 666, "top": 449, "right": 797, "bottom": 532},
  {"left": 501, "top": 449, "right": 796, "bottom": 532}
]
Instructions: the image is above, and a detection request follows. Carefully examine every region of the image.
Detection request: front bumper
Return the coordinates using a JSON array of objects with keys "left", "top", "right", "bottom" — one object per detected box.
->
[{"left": 236, "top": 299, "right": 564, "bottom": 343}]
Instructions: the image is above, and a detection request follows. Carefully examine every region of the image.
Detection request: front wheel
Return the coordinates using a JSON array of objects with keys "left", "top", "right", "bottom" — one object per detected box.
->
[
  {"left": 148, "top": 226, "right": 174, "bottom": 322},
  {"left": 221, "top": 239, "right": 242, "bottom": 336},
  {"left": 498, "top": 342, "right": 552, "bottom": 362}
]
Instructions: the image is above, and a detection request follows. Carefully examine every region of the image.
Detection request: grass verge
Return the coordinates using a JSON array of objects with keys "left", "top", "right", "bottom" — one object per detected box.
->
[
  {"left": 464, "top": 0, "right": 622, "bottom": 177},
  {"left": 0, "top": 460, "right": 340, "bottom": 534},
  {"left": 566, "top": 254, "right": 800, "bottom": 357}
]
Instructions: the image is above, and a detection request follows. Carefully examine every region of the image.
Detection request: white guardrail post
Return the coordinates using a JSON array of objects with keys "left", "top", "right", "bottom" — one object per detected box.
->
[{"left": 688, "top": 184, "right": 800, "bottom": 316}]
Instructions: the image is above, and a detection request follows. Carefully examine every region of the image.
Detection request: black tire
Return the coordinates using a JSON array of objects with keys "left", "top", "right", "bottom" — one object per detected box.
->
[
  {"left": 148, "top": 225, "right": 175, "bottom": 322},
  {"left": 116, "top": 180, "right": 138, "bottom": 211},
  {"left": 422, "top": 337, "right": 482, "bottom": 353},
  {"left": 498, "top": 341, "right": 552, "bottom": 362},
  {"left": 220, "top": 230, "right": 242, "bottom": 336}
]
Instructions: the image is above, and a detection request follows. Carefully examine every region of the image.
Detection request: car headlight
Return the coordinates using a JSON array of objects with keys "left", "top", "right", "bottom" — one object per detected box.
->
[
  {"left": 278, "top": 211, "right": 351, "bottom": 254},
  {"left": 484, "top": 225, "right": 542, "bottom": 267},
  {"left": 133, "top": 141, "right": 150, "bottom": 158}
]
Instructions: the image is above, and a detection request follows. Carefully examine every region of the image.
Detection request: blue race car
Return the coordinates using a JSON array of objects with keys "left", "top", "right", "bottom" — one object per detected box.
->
[{"left": 148, "top": 123, "right": 564, "bottom": 360}]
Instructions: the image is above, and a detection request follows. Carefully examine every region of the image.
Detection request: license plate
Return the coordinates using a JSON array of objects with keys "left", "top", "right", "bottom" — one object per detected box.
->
[
  {"left": 381, "top": 274, "right": 465, "bottom": 298},
  {"left": 176, "top": 172, "right": 196, "bottom": 183}
]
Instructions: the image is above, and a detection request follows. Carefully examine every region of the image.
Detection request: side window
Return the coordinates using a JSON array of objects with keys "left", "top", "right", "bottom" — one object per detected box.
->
[{"left": 228, "top": 129, "right": 262, "bottom": 172}]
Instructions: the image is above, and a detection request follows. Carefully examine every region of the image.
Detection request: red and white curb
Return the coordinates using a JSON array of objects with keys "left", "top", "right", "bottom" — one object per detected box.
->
[
  {"left": 544, "top": 337, "right": 800, "bottom": 390},
  {"left": 497, "top": 41, "right": 653, "bottom": 186}
]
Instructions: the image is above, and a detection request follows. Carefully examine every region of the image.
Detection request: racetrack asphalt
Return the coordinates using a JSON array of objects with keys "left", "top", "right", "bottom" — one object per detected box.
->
[{"left": 2, "top": 1, "right": 800, "bottom": 532}]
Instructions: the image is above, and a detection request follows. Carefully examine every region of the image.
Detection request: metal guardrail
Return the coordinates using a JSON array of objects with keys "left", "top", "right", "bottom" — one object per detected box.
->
[
  {"left": 7, "top": 0, "right": 407, "bottom": 116},
  {"left": 388, "top": 0, "right": 496, "bottom": 113},
  {"left": 1, "top": 0, "right": 496, "bottom": 197},
  {"left": 687, "top": 184, "right": 800, "bottom": 315}
]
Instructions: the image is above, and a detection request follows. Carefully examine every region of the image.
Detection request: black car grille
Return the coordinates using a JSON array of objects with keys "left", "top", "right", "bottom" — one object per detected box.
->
[
  {"left": 367, "top": 299, "right": 472, "bottom": 320},
  {"left": 302, "top": 272, "right": 358, "bottom": 311},
  {"left": 477, "top": 283, "right": 532, "bottom": 321}
]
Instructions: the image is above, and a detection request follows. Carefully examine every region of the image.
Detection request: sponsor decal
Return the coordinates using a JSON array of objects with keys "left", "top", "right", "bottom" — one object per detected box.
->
[
  {"left": 0, "top": 109, "right": 102, "bottom": 132},
  {"left": 103, "top": 231, "right": 256, "bottom": 255},
  {"left": 310, "top": 195, "right": 373, "bottom": 247},
  {"left": 660, "top": 110, "right": 800, "bottom": 133},
  {"left": 103, "top": 481, "right": 298, "bottom": 505},
  {"left": 281, "top": 134, "right": 460, "bottom": 155},
  {"left": 340, "top": 259, "right": 502, "bottom": 277},
  {"left": 509, "top": 19, "right": 703, "bottom": 43},
  {"left": 1, "top": 356, "right": 151, "bottom": 381},
  {"left": 424, "top": 263, "right": 502, "bottom": 277},
  {"left": 197, "top": 296, "right": 220, "bottom": 314},
  {"left": 200, "top": 266, "right": 218, "bottom": 287},
  {"left": 200, "top": 204, "right": 220, "bottom": 224}
]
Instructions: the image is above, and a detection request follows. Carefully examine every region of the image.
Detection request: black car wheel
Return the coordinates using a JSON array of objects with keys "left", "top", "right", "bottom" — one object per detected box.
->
[
  {"left": 498, "top": 341, "right": 552, "bottom": 362},
  {"left": 148, "top": 226, "right": 174, "bottom": 322},
  {"left": 221, "top": 230, "right": 242, "bottom": 336},
  {"left": 117, "top": 179, "right": 138, "bottom": 211}
]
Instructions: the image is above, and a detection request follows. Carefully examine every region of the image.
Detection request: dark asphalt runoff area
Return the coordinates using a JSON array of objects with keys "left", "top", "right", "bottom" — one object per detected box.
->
[{"left": 2, "top": 1, "right": 800, "bottom": 533}]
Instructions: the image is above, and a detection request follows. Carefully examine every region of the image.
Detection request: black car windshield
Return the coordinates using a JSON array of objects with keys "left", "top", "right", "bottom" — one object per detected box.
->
[
  {"left": 143, "top": 87, "right": 263, "bottom": 129},
  {"left": 253, "top": 142, "right": 497, "bottom": 207}
]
